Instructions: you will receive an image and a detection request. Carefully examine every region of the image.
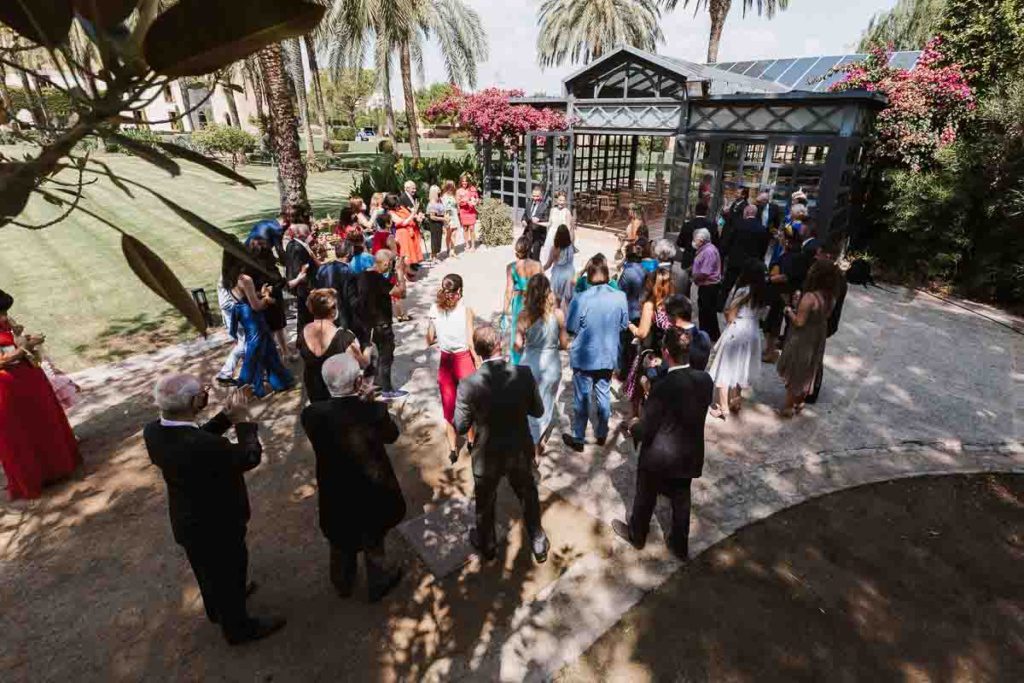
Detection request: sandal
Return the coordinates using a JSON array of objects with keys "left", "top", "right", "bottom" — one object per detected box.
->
[
  {"left": 709, "top": 405, "right": 727, "bottom": 421},
  {"left": 728, "top": 398, "right": 742, "bottom": 413}
]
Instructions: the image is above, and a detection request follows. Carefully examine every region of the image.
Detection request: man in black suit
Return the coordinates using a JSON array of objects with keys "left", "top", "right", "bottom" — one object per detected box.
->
[
  {"left": 315, "top": 239, "right": 355, "bottom": 329},
  {"left": 144, "top": 375, "right": 285, "bottom": 645},
  {"left": 755, "top": 191, "right": 783, "bottom": 234},
  {"left": 719, "top": 204, "right": 771, "bottom": 309},
  {"left": 300, "top": 354, "right": 406, "bottom": 602},
  {"left": 522, "top": 185, "right": 550, "bottom": 261},
  {"left": 285, "top": 223, "right": 319, "bottom": 338},
  {"left": 614, "top": 328, "right": 714, "bottom": 560},
  {"left": 454, "top": 324, "right": 550, "bottom": 563},
  {"left": 352, "top": 249, "right": 405, "bottom": 398},
  {"left": 399, "top": 180, "right": 418, "bottom": 211}
]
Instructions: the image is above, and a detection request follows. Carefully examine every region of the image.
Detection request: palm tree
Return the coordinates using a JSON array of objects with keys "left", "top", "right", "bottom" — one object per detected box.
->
[
  {"left": 665, "top": 0, "right": 790, "bottom": 64},
  {"left": 218, "top": 64, "right": 243, "bottom": 128},
  {"left": 258, "top": 43, "right": 311, "bottom": 220},
  {"left": 303, "top": 34, "right": 331, "bottom": 147},
  {"left": 536, "top": 0, "right": 663, "bottom": 68},
  {"left": 284, "top": 38, "right": 318, "bottom": 164},
  {"left": 326, "top": 0, "right": 487, "bottom": 157}
]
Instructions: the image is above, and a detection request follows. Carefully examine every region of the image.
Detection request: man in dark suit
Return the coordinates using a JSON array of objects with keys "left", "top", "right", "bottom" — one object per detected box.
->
[
  {"left": 284, "top": 223, "right": 319, "bottom": 338},
  {"left": 352, "top": 249, "right": 405, "bottom": 398},
  {"left": 665, "top": 295, "right": 712, "bottom": 372},
  {"left": 144, "top": 375, "right": 285, "bottom": 645},
  {"left": 614, "top": 328, "right": 714, "bottom": 560},
  {"left": 755, "top": 191, "right": 783, "bottom": 234},
  {"left": 522, "top": 185, "right": 550, "bottom": 261},
  {"left": 399, "top": 180, "right": 418, "bottom": 211},
  {"left": 454, "top": 324, "right": 550, "bottom": 563},
  {"left": 316, "top": 240, "right": 355, "bottom": 329},
  {"left": 719, "top": 204, "right": 771, "bottom": 309},
  {"left": 300, "top": 354, "right": 406, "bottom": 602}
]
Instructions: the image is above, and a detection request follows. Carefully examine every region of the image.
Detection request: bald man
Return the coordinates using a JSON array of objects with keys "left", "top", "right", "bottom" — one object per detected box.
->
[{"left": 144, "top": 376, "right": 285, "bottom": 645}]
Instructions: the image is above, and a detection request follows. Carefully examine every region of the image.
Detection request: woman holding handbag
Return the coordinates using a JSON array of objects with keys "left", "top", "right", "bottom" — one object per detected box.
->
[{"left": 707, "top": 259, "right": 768, "bottom": 420}]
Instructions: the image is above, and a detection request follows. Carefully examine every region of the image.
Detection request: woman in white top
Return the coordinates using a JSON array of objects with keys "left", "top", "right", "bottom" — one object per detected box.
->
[
  {"left": 427, "top": 274, "right": 477, "bottom": 463},
  {"left": 708, "top": 260, "right": 769, "bottom": 419},
  {"left": 540, "top": 190, "right": 574, "bottom": 267}
]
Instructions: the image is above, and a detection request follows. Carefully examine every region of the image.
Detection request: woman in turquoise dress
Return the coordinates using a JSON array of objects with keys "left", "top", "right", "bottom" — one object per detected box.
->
[
  {"left": 516, "top": 275, "right": 569, "bottom": 458},
  {"left": 502, "top": 236, "right": 542, "bottom": 364}
]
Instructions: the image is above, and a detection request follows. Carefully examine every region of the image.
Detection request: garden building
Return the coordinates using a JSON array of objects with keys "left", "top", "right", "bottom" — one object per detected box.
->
[{"left": 483, "top": 46, "right": 920, "bottom": 238}]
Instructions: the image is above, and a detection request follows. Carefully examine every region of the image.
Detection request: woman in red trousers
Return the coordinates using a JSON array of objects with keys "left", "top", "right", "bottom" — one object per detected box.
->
[
  {"left": 0, "top": 289, "right": 81, "bottom": 500},
  {"left": 426, "top": 274, "right": 477, "bottom": 464}
]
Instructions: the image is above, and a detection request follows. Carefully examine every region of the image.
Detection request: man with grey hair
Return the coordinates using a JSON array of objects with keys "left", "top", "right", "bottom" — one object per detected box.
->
[
  {"left": 354, "top": 248, "right": 406, "bottom": 398},
  {"left": 653, "top": 238, "right": 689, "bottom": 296},
  {"left": 691, "top": 226, "right": 722, "bottom": 341},
  {"left": 300, "top": 354, "right": 406, "bottom": 601},
  {"left": 285, "top": 222, "right": 319, "bottom": 339},
  {"left": 144, "top": 376, "right": 285, "bottom": 645}
]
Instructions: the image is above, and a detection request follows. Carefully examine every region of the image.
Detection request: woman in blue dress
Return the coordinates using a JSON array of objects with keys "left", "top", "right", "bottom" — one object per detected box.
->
[
  {"left": 502, "top": 236, "right": 542, "bottom": 364},
  {"left": 222, "top": 252, "right": 294, "bottom": 398},
  {"left": 516, "top": 274, "right": 568, "bottom": 458},
  {"left": 543, "top": 224, "right": 577, "bottom": 312}
]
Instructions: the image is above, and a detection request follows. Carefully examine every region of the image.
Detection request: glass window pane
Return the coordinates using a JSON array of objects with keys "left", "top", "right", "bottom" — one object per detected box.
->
[
  {"left": 744, "top": 143, "right": 767, "bottom": 164},
  {"left": 761, "top": 58, "right": 796, "bottom": 82},
  {"left": 778, "top": 57, "right": 820, "bottom": 87},
  {"left": 801, "top": 145, "right": 830, "bottom": 165},
  {"left": 798, "top": 56, "right": 844, "bottom": 91},
  {"left": 744, "top": 60, "right": 775, "bottom": 79},
  {"left": 772, "top": 144, "right": 798, "bottom": 164}
]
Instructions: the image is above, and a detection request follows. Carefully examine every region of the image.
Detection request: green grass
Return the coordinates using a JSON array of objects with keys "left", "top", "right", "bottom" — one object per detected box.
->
[{"left": 1, "top": 148, "right": 361, "bottom": 370}]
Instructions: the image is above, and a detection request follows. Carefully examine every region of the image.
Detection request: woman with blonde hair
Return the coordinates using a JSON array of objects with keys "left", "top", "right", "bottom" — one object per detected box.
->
[
  {"left": 441, "top": 179, "right": 460, "bottom": 258},
  {"left": 368, "top": 192, "right": 385, "bottom": 227},
  {"left": 427, "top": 274, "right": 477, "bottom": 463},
  {"left": 425, "top": 184, "right": 446, "bottom": 261},
  {"left": 457, "top": 173, "right": 479, "bottom": 252}
]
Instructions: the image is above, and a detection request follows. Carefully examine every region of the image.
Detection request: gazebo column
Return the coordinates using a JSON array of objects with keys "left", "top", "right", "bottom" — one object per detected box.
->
[{"left": 665, "top": 134, "right": 693, "bottom": 235}]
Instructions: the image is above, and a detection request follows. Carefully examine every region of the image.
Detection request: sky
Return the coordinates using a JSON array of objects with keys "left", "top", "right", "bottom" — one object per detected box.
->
[{"left": 411, "top": 0, "right": 899, "bottom": 100}]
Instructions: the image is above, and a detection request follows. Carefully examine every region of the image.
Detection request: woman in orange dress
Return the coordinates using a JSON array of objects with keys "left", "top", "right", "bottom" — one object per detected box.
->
[
  {"left": 384, "top": 193, "right": 424, "bottom": 266},
  {"left": 0, "top": 289, "right": 81, "bottom": 500}
]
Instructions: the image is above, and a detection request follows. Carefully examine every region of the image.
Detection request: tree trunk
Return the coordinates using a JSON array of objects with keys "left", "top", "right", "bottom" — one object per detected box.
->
[
  {"left": 244, "top": 62, "right": 269, "bottom": 133},
  {"left": 399, "top": 41, "right": 421, "bottom": 158},
  {"left": 382, "top": 60, "right": 397, "bottom": 141},
  {"left": 178, "top": 79, "right": 196, "bottom": 130},
  {"left": 287, "top": 38, "right": 317, "bottom": 164},
  {"left": 221, "top": 82, "right": 241, "bottom": 128},
  {"left": 706, "top": 0, "right": 731, "bottom": 64},
  {"left": 0, "top": 63, "right": 16, "bottom": 129},
  {"left": 258, "top": 43, "right": 310, "bottom": 221},
  {"left": 303, "top": 34, "right": 331, "bottom": 153}
]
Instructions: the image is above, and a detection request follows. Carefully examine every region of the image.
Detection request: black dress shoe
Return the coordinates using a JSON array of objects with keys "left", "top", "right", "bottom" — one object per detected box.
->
[
  {"left": 612, "top": 520, "right": 645, "bottom": 550},
  {"left": 596, "top": 436, "right": 607, "bottom": 447},
  {"left": 368, "top": 569, "right": 404, "bottom": 603},
  {"left": 215, "top": 376, "right": 238, "bottom": 387},
  {"left": 225, "top": 615, "right": 287, "bottom": 645},
  {"left": 448, "top": 449, "right": 459, "bottom": 465},
  {"left": 531, "top": 533, "right": 550, "bottom": 564},
  {"left": 561, "top": 434, "right": 584, "bottom": 453},
  {"left": 245, "top": 581, "right": 259, "bottom": 597}
]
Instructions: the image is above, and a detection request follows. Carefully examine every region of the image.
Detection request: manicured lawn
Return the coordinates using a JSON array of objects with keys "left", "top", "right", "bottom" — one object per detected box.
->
[{"left": 1, "top": 148, "right": 359, "bottom": 370}]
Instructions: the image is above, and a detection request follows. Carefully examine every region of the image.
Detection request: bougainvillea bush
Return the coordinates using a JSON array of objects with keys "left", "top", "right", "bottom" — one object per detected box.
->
[
  {"left": 826, "top": 38, "right": 976, "bottom": 171},
  {"left": 425, "top": 88, "right": 570, "bottom": 151}
]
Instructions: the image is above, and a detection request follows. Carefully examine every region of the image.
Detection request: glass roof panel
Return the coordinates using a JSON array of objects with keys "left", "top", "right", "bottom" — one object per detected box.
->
[
  {"left": 743, "top": 60, "right": 776, "bottom": 79},
  {"left": 760, "top": 58, "right": 796, "bottom": 82},
  {"left": 888, "top": 51, "right": 921, "bottom": 70},
  {"left": 815, "top": 55, "right": 863, "bottom": 91},
  {"left": 778, "top": 57, "right": 820, "bottom": 87},
  {"left": 728, "top": 61, "right": 756, "bottom": 74},
  {"left": 795, "top": 55, "right": 845, "bottom": 91}
]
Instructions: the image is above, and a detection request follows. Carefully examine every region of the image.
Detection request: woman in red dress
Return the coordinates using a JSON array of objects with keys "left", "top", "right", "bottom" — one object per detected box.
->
[
  {"left": 457, "top": 174, "right": 480, "bottom": 253},
  {"left": 0, "top": 289, "right": 81, "bottom": 500}
]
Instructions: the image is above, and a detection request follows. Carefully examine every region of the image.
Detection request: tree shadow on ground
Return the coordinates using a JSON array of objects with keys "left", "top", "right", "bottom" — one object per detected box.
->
[
  {"left": 563, "top": 473, "right": 1024, "bottom": 682},
  {"left": 71, "top": 309, "right": 200, "bottom": 366}
]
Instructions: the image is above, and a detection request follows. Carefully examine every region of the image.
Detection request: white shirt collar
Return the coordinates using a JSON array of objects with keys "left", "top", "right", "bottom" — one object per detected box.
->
[
  {"left": 482, "top": 356, "right": 504, "bottom": 365},
  {"left": 802, "top": 237, "right": 814, "bottom": 247},
  {"left": 667, "top": 364, "right": 691, "bottom": 373},
  {"left": 160, "top": 417, "right": 199, "bottom": 428}
]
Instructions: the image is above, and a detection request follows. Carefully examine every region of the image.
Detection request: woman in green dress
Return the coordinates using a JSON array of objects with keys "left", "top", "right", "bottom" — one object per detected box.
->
[{"left": 502, "top": 236, "right": 542, "bottom": 364}]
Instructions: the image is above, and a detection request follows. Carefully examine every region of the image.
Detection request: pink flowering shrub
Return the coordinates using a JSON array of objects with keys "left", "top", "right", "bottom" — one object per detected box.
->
[
  {"left": 425, "top": 88, "right": 570, "bottom": 152},
  {"left": 826, "top": 38, "right": 976, "bottom": 171}
]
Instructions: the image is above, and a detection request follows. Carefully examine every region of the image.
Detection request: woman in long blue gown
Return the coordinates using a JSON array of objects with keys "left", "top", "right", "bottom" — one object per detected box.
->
[
  {"left": 502, "top": 236, "right": 542, "bottom": 365},
  {"left": 516, "top": 275, "right": 569, "bottom": 458},
  {"left": 222, "top": 252, "right": 294, "bottom": 398}
]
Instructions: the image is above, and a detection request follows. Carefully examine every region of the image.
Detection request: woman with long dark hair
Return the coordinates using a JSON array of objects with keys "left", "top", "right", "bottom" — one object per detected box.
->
[
  {"left": 544, "top": 224, "right": 577, "bottom": 311},
  {"left": 245, "top": 224, "right": 291, "bottom": 361},
  {"left": 221, "top": 251, "right": 294, "bottom": 398},
  {"left": 515, "top": 274, "right": 569, "bottom": 458},
  {"left": 708, "top": 259, "right": 769, "bottom": 419},
  {"left": 427, "top": 274, "right": 477, "bottom": 463},
  {"left": 625, "top": 268, "right": 676, "bottom": 416},
  {"left": 502, "top": 236, "right": 542, "bottom": 364}
]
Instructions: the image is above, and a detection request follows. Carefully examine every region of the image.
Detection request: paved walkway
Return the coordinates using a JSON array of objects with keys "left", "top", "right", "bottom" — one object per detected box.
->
[{"left": 63, "top": 227, "right": 1024, "bottom": 680}]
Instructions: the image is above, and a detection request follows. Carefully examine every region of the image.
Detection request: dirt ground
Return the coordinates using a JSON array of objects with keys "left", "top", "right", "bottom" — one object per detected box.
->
[{"left": 560, "top": 473, "right": 1024, "bottom": 683}]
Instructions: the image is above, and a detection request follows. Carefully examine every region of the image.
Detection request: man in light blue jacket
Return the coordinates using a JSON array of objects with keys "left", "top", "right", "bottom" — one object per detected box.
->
[{"left": 562, "top": 258, "right": 629, "bottom": 452}]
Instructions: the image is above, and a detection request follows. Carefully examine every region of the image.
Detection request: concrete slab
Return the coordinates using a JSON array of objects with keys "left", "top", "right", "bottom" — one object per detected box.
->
[{"left": 396, "top": 497, "right": 508, "bottom": 579}]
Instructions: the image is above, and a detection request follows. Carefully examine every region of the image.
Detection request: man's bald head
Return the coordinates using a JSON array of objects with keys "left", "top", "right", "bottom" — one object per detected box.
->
[{"left": 154, "top": 373, "right": 204, "bottom": 417}]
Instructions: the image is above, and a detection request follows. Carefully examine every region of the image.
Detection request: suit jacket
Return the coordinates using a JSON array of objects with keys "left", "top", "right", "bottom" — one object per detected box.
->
[
  {"left": 315, "top": 261, "right": 355, "bottom": 328},
  {"left": 758, "top": 203, "right": 783, "bottom": 233},
  {"left": 633, "top": 367, "right": 713, "bottom": 479},
  {"left": 144, "top": 412, "right": 262, "bottom": 544},
  {"left": 399, "top": 192, "right": 417, "bottom": 211},
  {"left": 353, "top": 269, "right": 393, "bottom": 341},
  {"left": 285, "top": 240, "right": 317, "bottom": 301},
  {"left": 454, "top": 360, "right": 544, "bottom": 478},
  {"left": 300, "top": 397, "right": 406, "bottom": 548},
  {"left": 526, "top": 199, "right": 550, "bottom": 227},
  {"left": 724, "top": 218, "right": 771, "bottom": 267}
]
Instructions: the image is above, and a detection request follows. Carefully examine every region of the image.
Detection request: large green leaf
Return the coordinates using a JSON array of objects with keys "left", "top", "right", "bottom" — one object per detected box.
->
[
  {"left": 143, "top": 0, "right": 326, "bottom": 78},
  {"left": 73, "top": 0, "right": 139, "bottom": 27},
  {"left": 0, "top": 0, "right": 74, "bottom": 46},
  {"left": 106, "top": 132, "right": 180, "bottom": 176},
  {"left": 0, "top": 162, "right": 37, "bottom": 226},
  {"left": 155, "top": 141, "right": 256, "bottom": 189},
  {"left": 121, "top": 233, "right": 208, "bottom": 334}
]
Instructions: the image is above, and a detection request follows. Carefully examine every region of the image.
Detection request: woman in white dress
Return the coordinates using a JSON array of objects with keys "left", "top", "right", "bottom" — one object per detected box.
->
[
  {"left": 541, "top": 191, "right": 574, "bottom": 267},
  {"left": 708, "top": 259, "right": 769, "bottom": 420}
]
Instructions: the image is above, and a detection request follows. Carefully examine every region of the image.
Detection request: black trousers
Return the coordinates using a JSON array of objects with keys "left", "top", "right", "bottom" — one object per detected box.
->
[
  {"left": 329, "top": 540, "right": 390, "bottom": 596},
  {"left": 182, "top": 531, "right": 250, "bottom": 638},
  {"left": 806, "top": 349, "right": 826, "bottom": 404},
  {"left": 620, "top": 323, "right": 639, "bottom": 377},
  {"left": 296, "top": 294, "right": 312, "bottom": 338},
  {"left": 528, "top": 224, "right": 547, "bottom": 261},
  {"left": 370, "top": 324, "right": 395, "bottom": 392},
  {"left": 628, "top": 472, "right": 692, "bottom": 559},
  {"left": 473, "top": 459, "right": 543, "bottom": 553},
  {"left": 697, "top": 284, "right": 721, "bottom": 342}
]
